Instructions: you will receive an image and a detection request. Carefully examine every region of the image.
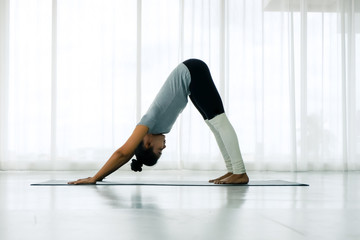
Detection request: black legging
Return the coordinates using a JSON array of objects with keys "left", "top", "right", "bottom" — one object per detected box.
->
[{"left": 183, "top": 59, "right": 225, "bottom": 120}]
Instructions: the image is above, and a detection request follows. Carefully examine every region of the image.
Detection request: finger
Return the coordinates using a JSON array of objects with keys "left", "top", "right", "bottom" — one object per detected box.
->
[
  {"left": 68, "top": 178, "right": 87, "bottom": 185},
  {"left": 68, "top": 181, "right": 78, "bottom": 184},
  {"left": 69, "top": 179, "right": 84, "bottom": 185}
]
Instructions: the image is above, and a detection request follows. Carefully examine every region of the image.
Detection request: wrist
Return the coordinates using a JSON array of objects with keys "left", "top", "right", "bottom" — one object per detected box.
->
[
  {"left": 91, "top": 176, "right": 98, "bottom": 182},
  {"left": 92, "top": 175, "right": 103, "bottom": 182}
]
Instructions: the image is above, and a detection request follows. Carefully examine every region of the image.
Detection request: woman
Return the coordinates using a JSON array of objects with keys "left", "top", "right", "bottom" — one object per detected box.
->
[{"left": 69, "top": 59, "right": 249, "bottom": 185}]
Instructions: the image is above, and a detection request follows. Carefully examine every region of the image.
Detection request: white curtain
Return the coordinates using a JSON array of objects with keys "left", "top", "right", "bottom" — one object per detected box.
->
[{"left": 0, "top": 0, "right": 359, "bottom": 171}]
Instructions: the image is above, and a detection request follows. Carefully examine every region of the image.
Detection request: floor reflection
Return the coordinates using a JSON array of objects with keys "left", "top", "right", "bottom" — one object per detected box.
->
[
  {"left": 1, "top": 171, "right": 360, "bottom": 240},
  {"left": 91, "top": 185, "right": 249, "bottom": 210}
]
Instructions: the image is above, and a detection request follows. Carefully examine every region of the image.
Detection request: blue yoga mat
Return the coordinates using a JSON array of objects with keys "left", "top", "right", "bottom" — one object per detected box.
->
[{"left": 31, "top": 180, "right": 309, "bottom": 186}]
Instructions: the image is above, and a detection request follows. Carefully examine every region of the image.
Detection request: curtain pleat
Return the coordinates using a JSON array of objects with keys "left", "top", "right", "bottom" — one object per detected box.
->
[{"left": 0, "top": 0, "right": 10, "bottom": 170}]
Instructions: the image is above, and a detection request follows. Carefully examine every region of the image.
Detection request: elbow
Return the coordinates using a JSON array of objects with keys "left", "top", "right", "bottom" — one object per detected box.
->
[{"left": 115, "top": 148, "right": 133, "bottom": 160}]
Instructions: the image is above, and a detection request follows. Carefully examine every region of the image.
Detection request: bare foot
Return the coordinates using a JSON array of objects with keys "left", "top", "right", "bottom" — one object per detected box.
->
[
  {"left": 216, "top": 173, "right": 249, "bottom": 184},
  {"left": 209, "top": 172, "right": 233, "bottom": 183}
]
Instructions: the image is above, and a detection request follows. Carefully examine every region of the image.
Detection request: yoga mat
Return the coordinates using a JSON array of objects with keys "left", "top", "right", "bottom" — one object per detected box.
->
[{"left": 31, "top": 180, "right": 309, "bottom": 186}]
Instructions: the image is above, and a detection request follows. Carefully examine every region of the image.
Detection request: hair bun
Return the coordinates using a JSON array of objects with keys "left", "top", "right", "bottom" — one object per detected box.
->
[{"left": 131, "top": 159, "right": 143, "bottom": 172}]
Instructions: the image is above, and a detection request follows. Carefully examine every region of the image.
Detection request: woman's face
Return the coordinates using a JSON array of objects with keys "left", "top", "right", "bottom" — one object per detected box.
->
[{"left": 143, "top": 134, "right": 166, "bottom": 157}]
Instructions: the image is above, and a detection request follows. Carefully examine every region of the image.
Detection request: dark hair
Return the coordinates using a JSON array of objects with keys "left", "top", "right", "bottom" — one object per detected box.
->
[{"left": 131, "top": 141, "right": 159, "bottom": 172}]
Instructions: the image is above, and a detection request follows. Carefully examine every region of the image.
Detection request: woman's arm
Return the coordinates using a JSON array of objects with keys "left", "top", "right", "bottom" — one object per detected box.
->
[{"left": 68, "top": 125, "right": 149, "bottom": 184}]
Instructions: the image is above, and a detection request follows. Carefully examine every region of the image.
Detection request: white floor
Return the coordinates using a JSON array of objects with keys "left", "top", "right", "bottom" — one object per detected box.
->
[{"left": 0, "top": 170, "right": 359, "bottom": 240}]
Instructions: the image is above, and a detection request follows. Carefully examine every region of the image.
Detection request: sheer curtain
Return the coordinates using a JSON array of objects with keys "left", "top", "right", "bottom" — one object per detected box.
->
[{"left": 0, "top": 0, "right": 359, "bottom": 171}]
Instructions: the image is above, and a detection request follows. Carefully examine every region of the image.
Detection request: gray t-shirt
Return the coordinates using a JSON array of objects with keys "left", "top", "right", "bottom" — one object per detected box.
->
[{"left": 138, "top": 63, "right": 191, "bottom": 134}]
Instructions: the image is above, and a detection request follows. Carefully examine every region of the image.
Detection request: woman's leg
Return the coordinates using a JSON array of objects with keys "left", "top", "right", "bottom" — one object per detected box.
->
[
  {"left": 183, "top": 59, "right": 247, "bottom": 183},
  {"left": 184, "top": 59, "right": 232, "bottom": 173},
  {"left": 205, "top": 119, "right": 233, "bottom": 172},
  {"left": 207, "top": 113, "right": 246, "bottom": 174},
  {"left": 208, "top": 113, "right": 248, "bottom": 184}
]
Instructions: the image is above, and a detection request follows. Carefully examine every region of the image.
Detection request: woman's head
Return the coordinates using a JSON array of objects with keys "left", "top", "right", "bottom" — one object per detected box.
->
[{"left": 131, "top": 134, "right": 166, "bottom": 172}]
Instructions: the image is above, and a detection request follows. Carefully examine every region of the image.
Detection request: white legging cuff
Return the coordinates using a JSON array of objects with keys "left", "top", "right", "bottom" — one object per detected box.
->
[
  {"left": 207, "top": 113, "right": 246, "bottom": 174},
  {"left": 205, "top": 120, "right": 233, "bottom": 172}
]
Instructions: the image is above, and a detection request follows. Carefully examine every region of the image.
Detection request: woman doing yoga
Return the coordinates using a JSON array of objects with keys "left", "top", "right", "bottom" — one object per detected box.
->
[{"left": 69, "top": 59, "right": 249, "bottom": 184}]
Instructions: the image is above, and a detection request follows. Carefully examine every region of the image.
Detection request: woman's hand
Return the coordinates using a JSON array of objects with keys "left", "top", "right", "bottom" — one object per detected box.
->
[{"left": 68, "top": 177, "right": 98, "bottom": 185}]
